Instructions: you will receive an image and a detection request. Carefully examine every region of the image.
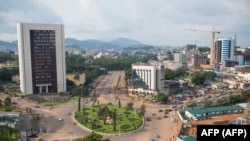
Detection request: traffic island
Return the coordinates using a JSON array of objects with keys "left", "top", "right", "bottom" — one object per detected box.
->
[{"left": 74, "top": 104, "right": 144, "bottom": 135}]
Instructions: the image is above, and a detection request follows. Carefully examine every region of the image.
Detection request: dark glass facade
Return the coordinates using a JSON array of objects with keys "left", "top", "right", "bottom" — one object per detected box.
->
[{"left": 30, "top": 30, "right": 57, "bottom": 94}]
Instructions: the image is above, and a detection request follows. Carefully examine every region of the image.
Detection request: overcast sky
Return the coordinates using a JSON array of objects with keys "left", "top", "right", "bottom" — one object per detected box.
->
[{"left": 0, "top": 0, "right": 249, "bottom": 47}]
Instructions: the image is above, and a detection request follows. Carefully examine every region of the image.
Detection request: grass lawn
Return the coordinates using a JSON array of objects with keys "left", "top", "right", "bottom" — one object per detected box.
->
[
  {"left": 182, "top": 75, "right": 192, "bottom": 81},
  {"left": 0, "top": 107, "right": 20, "bottom": 112},
  {"left": 75, "top": 104, "right": 143, "bottom": 134},
  {"left": 40, "top": 96, "right": 78, "bottom": 106}
]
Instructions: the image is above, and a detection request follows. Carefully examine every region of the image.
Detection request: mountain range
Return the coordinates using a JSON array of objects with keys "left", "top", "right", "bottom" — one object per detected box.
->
[{"left": 0, "top": 37, "right": 153, "bottom": 51}]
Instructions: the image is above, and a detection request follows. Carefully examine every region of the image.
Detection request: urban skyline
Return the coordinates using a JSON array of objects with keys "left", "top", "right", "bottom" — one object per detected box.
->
[{"left": 0, "top": 0, "right": 249, "bottom": 47}]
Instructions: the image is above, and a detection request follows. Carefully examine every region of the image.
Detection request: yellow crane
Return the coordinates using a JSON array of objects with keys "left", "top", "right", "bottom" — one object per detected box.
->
[{"left": 185, "top": 28, "right": 220, "bottom": 65}]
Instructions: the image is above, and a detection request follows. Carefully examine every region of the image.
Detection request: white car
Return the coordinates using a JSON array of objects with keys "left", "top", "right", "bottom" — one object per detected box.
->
[
  {"left": 171, "top": 118, "right": 176, "bottom": 123},
  {"left": 58, "top": 118, "right": 63, "bottom": 121}
]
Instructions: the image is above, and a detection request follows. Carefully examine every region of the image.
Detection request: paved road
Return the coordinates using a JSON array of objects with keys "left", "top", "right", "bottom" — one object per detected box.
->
[
  {"left": 11, "top": 71, "right": 182, "bottom": 141},
  {"left": 13, "top": 97, "right": 88, "bottom": 141},
  {"left": 96, "top": 71, "right": 182, "bottom": 141}
]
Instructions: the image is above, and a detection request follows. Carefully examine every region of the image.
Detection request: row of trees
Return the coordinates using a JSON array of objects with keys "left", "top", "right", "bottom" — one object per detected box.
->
[
  {"left": 0, "top": 125, "right": 19, "bottom": 141},
  {"left": 164, "top": 67, "right": 217, "bottom": 86},
  {"left": 75, "top": 132, "right": 110, "bottom": 141},
  {"left": 0, "top": 51, "right": 15, "bottom": 63},
  {"left": 0, "top": 96, "right": 12, "bottom": 111},
  {"left": 191, "top": 71, "right": 217, "bottom": 85},
  {"left": 0, "top": 67, "right": 19, "bottom": 82},
  {"left": 66, "top": 54, "right": 158, "bottom": 74},
  {"left": 95, "top": 55, "right": 157, "bottom": 71},
  {"left": 164, "top": 67, "right": 187, "bottom": 80}
]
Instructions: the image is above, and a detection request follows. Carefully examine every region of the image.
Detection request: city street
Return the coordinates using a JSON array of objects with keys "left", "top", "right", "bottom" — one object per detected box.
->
[
  {"left": 12, "top": 71, "right": 182, "bottom": 141},
  {"left": 96, "top": 71, "right": 182, "bottom": 141}
]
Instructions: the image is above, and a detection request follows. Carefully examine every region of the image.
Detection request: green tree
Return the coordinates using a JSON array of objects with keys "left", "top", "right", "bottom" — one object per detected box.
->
[
  {"left": 125, "top": 69, "right": 132, "bottom": 81},
  {"left": 67, "top": 79, "right": 75, "bottom": 91},
  {"left": 0, "top": 51, "right": 14, "bottom": 63},
  {"left": 203, "top": 71, "right": 216, "bottom": 81},
  {"left": 127, "top": 102, "right": 134, "bottom": 109},
  {"left": 186, "top": 100, "right": 197, "bottom": 107},
  {"left": 203, "top": 100, "right": 212, "bottom": 108},
  {"left": 175, "top": 67, "right": 187, "bottom": 77},
  {"left": 229, "top": 95, "right": 241, "bottom": 104},
  {"left": 139, "top": 104, "right": 146, "bottom": 116},
  {"left": 113, "top": 109, "right": 117, "bottom": 131},
  {"left": 0, "top": 68, "right": 12, "bottom": 82},
  {"left": 0, "top": 125, "right": 19, "bottom": 140},
  {"left": 164, "top": 68, "right": 176, "bottom": 80},
  {"left": 157, "top": 93, "right": 168, "bottom": 104},
  {"left": 78, "top": 97, "right": 81, "bottom": 111},
  {"left": 240, "top": 89, "right": 250, "bottom": 98},
  {"left": 0, "top": 99, "right": 3, "bottom": 107},
  {"left": 118, "top": 99, "right": 121, "bottom": 108},
  {"left": 98, "top": 106, "right": 111, "bottom": 124},
  {"left": 191, "top": 72, "right": 205, "bottom": 85},
  {"left": 71, "top": 86, "right": 89, "bottom": 97},
  {"left": 81, "top": 132, "right": 110, "bottom": 141},
  {"left": 74, "top": 73, "right": 80, "bottom": 80},
  {"left": 4, "top": 97, "right": 11, "bottom": 111}
]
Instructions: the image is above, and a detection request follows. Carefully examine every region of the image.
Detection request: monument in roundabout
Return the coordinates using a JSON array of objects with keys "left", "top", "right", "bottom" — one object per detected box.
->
[{"left": 74, "top": 102, "right": 144, "bottom": 135}]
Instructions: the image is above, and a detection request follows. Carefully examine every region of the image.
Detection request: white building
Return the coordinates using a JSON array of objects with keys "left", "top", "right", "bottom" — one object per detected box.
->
[
  {"left": 132, "top": 62, "right": 163, "bottom": 90},
  {"left": 17, "top": 23, "right": 66, "bottom": 95}
]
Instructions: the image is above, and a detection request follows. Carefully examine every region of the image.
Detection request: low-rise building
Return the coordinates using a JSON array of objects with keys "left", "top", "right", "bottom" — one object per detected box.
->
[
  {"left": 161, "top": 80, "right": 180, "bottom": 95},
  {"left": 239, "top": 82, "right": 250, "bottom": 89},
  {"left": 185, "top": 106, "right": 243, "bottom": 120}
]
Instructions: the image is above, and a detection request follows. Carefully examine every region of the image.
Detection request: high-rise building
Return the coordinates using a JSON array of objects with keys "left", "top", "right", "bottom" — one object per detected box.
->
[
  {"left": 174, "top": 53, "right": 184, "bottom": 63},
  {"left": 182, "top": 44, "right": 199, "bottom": 64},
  {"left": 215, "top": 37, "right": 236, "bottom": 65},
  {"left": 17, "top": 23, "right": 66, "bottom": 95}
]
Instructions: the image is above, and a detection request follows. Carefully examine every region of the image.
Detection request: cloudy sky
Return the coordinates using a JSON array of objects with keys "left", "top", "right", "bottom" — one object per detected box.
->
[{"left": 0, "top": 0, "right": 249, "bottom": 47}]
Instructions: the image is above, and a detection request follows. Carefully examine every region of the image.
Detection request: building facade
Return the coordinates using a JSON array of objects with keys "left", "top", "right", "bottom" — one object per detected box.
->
[
  {"left": 215, "top": 37, "right": 236, "bottom": 65},
  {"left": 131, "top": 63, "right": 163, "bottom": 91},
  {"left": 182, "top": 44, "right": 199, "bottom": 65},
  {"left": 17, "top": 23, "right": 66, "bottom": 95},
  {"left": 161, "top": 80, "right": 180, "bottom": 95},
  {"left": 189, "top": 54, "right": 207, "bottom": 68}
]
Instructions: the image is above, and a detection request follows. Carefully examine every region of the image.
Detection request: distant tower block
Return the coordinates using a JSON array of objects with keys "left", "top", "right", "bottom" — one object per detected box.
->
[{"left": 17, "top": 23, "right": 66, "bottom": 95}]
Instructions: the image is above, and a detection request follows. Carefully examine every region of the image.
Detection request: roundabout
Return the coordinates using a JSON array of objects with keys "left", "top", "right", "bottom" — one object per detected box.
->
[{"left": 74, "top": 104, "right": 144, "bottom": 135}]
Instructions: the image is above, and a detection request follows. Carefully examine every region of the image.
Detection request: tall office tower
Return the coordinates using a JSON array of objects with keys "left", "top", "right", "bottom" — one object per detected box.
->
[
  {"left": 17, "top": 23, "right": 66, "bottom": 95},
  {"left": 214, "top": 37, "right": 236, "bottom": 65}
]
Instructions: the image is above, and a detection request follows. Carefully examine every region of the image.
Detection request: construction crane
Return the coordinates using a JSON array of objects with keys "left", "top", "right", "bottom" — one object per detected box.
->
[{"left": 185, "top": 28, "right": 220, "bottom": 65}]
